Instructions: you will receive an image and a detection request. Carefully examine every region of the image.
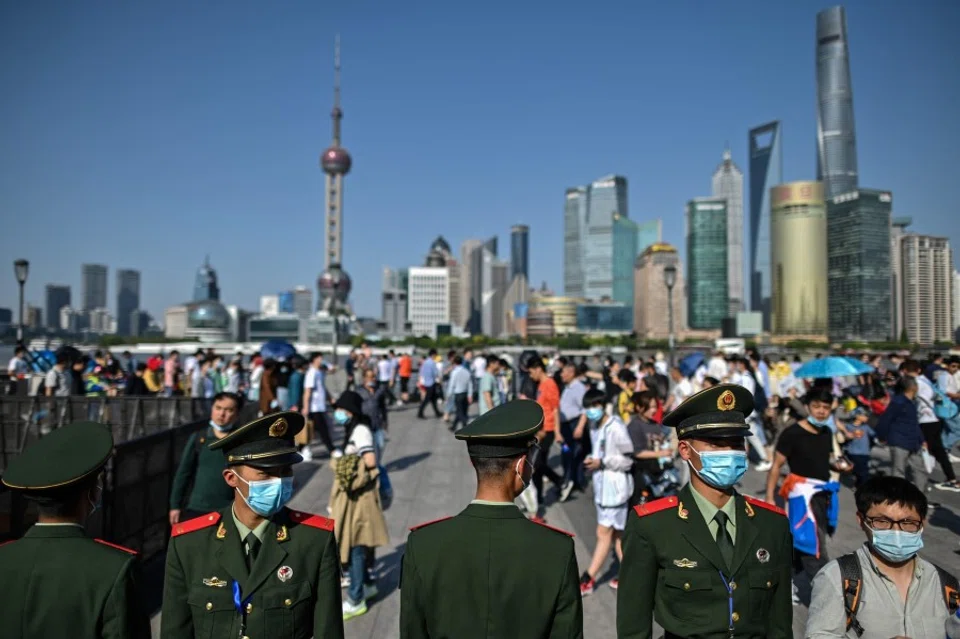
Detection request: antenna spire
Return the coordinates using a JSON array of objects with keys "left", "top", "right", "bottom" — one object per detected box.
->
[{"left": 331, "top": 34, "right": 342, "bottom": 146}]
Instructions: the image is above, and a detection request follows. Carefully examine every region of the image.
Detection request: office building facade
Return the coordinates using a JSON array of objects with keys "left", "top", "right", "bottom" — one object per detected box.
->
[
  {"left": 510, "top": 224, "right": 529, "bottom": 281},
  {"left": 633, "top": 243, "right": 685, "bottom": 340},
  {"left": 900, "top": 234, "right": 953, "bottom": 345},
  {"left": 890, "top": 217, "right": 913, "bottom": 340},
  {"left": 827, "top": 189, "right": 893, "bottom": 342},
  {"left": 81, "top": 264, "right": 108, "bottom": 311},
  {"left": 563, "top": 187, "right": 588, "bottom": 298},
  {"left": 576, "top": 302, "right": 633, "bottom": 334},
  {"left": 686, "top": 198, "right": 729, "bottom": 330},
  {"left": 712, "top": 147, "right": 745, "bottom": 314},
  {"left": 407, "top": 266, "right": 450, "bottom": 339},
  {"left": 45, "top": 285, "right": 71, "bottom": 331},
  {"left": 636, "top": 219, "right": 662, "bottom": 259},
  {"left": 770, "top": 181, "right": 828, "bottom": 336},
  {"left": 115, "top": 269, "right": 141, "bottom": 336},
  {"left": 816, "top": 6, "right": 859, "bottom": 199},
  {"left": 748, "top": 122, "right": 782, "bottom": 331}
]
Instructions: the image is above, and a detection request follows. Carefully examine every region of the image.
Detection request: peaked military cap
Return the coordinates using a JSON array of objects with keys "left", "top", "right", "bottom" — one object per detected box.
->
[
  {"left": 662, "top": 384, "right": 754, "bottom": 439},
  {"left": 455, "top": 399, "right": 543, "bottom": 458},
  {"left": 1, "top": 421, "right": 113, "bottom": 498},
  {"left": 209, "top": 411, "right": 305, "bottom": 468}
]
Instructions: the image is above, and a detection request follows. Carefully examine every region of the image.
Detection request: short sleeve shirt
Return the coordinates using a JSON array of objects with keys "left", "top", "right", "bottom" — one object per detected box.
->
[
  {"left": 304, "top": 366, "right": 327, "bottom": 413},
  {"left": 478, "top": 372, "right": 499, "bottom": 415},
  {"left": 44, "top": 368, "right": 70, "bottom": 396},
  {"left": 775, "top": 423, "right": 833, "bottom": 481},
  {"left": 537, "top": 378, "right": 560, "bottom": 433},
  {"left": 345, "top": 424, "right": 375, "bottom": 456}
]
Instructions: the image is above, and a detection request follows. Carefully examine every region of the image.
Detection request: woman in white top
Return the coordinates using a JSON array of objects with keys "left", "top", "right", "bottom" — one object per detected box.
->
[{"left": 577, "top": 389, "right": 634, "bottom": 596}]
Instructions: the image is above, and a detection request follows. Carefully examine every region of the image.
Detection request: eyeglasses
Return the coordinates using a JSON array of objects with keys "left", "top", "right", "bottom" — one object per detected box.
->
[{"left": 862, "top": 515, "right": 923, "bottom": 533}]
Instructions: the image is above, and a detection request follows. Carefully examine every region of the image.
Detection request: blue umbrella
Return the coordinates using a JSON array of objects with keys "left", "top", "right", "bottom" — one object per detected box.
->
[
  {"left": 793, "top": 356, "right": 873, "bottom": 379},
  {"left": 841, "top": 356, "right": 875, "bottom": 375},
  {"left": 260, "top": 340, "right": 297, "bottom": 361},
  {"left": 678, "top": 352, "right": 706, "bottom": 378}
]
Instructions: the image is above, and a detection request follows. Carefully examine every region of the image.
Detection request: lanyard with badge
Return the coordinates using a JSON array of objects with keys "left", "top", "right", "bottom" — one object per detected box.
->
[{"left": 232, "top": 580, "right": 253, "bottom": 638}]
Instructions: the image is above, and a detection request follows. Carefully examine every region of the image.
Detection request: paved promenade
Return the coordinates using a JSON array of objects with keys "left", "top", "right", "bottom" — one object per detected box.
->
[{"left": 151, "top": 399, "right": 960, "bottom": 638}]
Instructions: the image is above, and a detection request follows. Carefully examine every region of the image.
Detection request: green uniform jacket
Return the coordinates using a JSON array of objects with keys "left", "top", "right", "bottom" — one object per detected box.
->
[
  {"left": 160, "top": 506, "right": 344, "bottom": 639},
  {"left": 0, "top": 524, "right": 151, "bottom": 639},
  {"left": 169, "top": 425, "right": 235, "bottom": 512},
  {"left": 616, "top": 486, "right": 793, "bottom": 639},
  {"left": 400, "top": 503, "right": 583, "bottom": 639}
]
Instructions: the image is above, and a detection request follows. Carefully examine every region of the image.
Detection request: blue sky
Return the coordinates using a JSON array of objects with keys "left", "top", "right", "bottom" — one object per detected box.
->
[{"left": 2, "top": 0, "right": 958, "bottom": 322}]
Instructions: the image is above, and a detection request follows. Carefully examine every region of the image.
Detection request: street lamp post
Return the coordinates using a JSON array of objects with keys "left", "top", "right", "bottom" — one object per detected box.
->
[
  {"left": 663, "top": 264, "right": 677, "bottom": 368},
  {"left": 13, "top": 259, "right": 29, "bottom": 344}
]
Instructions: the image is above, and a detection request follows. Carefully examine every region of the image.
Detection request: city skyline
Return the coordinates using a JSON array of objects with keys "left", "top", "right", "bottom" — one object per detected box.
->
[{"left": 2, "top": 1, "right": 958, "bottom": 320}]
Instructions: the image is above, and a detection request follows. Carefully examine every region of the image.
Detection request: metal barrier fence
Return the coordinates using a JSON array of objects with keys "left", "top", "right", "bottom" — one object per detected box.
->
[{"left": 0, "top": 396, "right": 260, "bottom": 561}]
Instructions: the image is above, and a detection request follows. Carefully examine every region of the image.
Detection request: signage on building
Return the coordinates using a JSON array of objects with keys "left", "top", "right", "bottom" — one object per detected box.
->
[{"left": 771, "top": 181, "right": 824, "bottom": 209}]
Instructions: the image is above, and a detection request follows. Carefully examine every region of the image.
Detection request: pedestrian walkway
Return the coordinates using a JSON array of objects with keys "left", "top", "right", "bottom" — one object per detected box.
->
[{"left": 151, "top": 399, "right": 960, "bottom": 638}]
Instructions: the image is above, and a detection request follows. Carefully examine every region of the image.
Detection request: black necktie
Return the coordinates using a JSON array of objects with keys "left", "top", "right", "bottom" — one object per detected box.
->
[
  {"left": 713, "top": 511, "right": 734, "bottom": 569},
  {"left": 245, "top": 533, "right": 261, "bottom": 570}
]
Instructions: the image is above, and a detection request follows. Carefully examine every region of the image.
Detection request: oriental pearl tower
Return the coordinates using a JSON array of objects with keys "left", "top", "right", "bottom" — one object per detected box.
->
[{"left": 317, "top": 35, "right": 353, "bottom": 316}]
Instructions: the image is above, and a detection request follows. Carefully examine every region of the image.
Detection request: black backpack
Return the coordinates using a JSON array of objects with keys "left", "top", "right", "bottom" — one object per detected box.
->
[{"left": 838, "top": 552, "right": 959, "bottom": 637}]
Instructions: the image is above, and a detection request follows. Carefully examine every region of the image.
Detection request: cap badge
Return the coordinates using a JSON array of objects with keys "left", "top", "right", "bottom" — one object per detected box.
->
[
  {"left": 277, "top": 566, "right": 294, "bottom": 582},
  {"left": 756, "top": 548, "right": 770, "bottom": 564},
  {"left": 717, "top": 390, "right": 736, "bottom": 411},
  {"left": 269, "top": 418, "right": 289, "bottom": 438}
]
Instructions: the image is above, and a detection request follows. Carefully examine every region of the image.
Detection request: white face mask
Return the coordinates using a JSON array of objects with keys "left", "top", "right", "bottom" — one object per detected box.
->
[{"left": 515, "top": 457, "right": 528, "bottom": 489}]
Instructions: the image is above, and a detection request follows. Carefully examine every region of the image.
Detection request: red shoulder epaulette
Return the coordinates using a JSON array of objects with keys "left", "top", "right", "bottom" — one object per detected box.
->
[
  {"left": 633, "top": 495, "right": 679, "bottom": 518},
  {"left": 531, "top": 519, "right": 574, "bottom": 537},
  {"left": 744, "top": 495, "right": 786, "bottom": 517},
  {"left": 289, "top": 510, "right": 335, "bottom": 532},
  {"left": 95, "top": 539, "right": 138, "bottom": 554},
  {"left": 409, "top": 516, "right": 453, "bottom": 532},
  {"left": 172, "top": 511, "right": 222, "bottom": 537}
]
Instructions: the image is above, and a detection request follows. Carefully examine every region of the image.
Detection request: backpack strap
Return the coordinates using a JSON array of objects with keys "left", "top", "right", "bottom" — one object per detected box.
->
[
  {"left": 837, "top": 553, "right": 865, "bottom": 637},
  {"left": 934, "top": 563, "right": 960, "bottom": 615}
]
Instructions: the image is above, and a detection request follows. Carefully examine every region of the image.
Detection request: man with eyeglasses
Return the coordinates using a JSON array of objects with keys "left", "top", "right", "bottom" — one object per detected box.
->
[{"left": 805, "top": 476, "right": 959, "bottom": 639}]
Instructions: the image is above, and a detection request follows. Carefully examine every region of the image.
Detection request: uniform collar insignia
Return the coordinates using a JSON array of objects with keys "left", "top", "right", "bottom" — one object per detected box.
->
[
  {"left": 744, "top": 500, "right": 755, "bottom": 518},
  {"left": 677, "top": 501, "right": 689, "bottom": 520},
  {"left": 202, "top": 576, "right": 228, "bottom": 588},
  {"left": 276, "top": 525, "right": 288, "bottom": 542},
  {"left": 216, "top": 522, "right": 226, "bottom": 539},
  {"left": 673, "top": 558, "right": 698, "bottom": 569}
]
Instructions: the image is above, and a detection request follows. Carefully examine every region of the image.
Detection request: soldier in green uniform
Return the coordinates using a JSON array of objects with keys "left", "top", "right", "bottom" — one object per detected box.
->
[
  {"left": 169, "top": 391, "right": 242, "bottom": 526},
  {"left": 400, "top": 400, "right": 583, "bottom": 638},
  {"left": 0, "top": 420, "right": 151, "bottom": 639},
  {"left": 160, "top": 410, "right": 344, "bottom": 639},
  {"left": 616, "top": 384, "right": 793, "bottom": 639}
]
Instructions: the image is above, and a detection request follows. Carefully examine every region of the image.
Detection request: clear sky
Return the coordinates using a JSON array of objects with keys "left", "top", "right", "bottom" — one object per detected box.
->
[{"left": 1, "top": 0, "right": 958, "bottom": 322}]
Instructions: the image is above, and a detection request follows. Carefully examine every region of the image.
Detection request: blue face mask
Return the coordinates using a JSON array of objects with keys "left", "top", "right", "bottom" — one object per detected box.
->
[
  {"left": 871, "top": 529, "right": 924, "bottom": 563},
  {"left": 807, "top": 414, "right": 834, "bottom": 429},
  {"left": 688, "top": 446, "right": 748, "bottom": 489},
  {"left": 333, "top": 409, "right": 351, "bottom": 425},
  {"left": 210, "top": 419, "right": 232, "bottom": 433},
  {"left": 585, "top": 407, "right": 604, "bottom": 422},
  {"left": 236, "top": 474, "right": 294, "bottom": 517}
]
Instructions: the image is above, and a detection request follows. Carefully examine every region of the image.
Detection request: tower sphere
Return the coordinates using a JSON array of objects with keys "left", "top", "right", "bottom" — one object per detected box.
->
[
  {"left": 321, "top": 146, "right": 352, "bottom": 175},
  {"left": 317, "top": 263, "right": 352, "bottom": 304}
]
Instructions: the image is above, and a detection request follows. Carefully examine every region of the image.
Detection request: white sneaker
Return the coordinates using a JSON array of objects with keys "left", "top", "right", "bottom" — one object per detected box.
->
[
  {"left": 331, "top": 449, "right": 344, "bottom": 459},
  {"left": 342, "top": 598, "right": 367, "bottom": 620},
  {"left": 754, "top": 461, "right": 773, "bottom": 472},
  {"left": 300, "top": 446, "right": 313, "bottom": 462},
  {"left": 559, "top": 480, "right": 575, "bottom": 503},
  {"left": 948, "top": 452, "right": 960, "bottom": 464}
]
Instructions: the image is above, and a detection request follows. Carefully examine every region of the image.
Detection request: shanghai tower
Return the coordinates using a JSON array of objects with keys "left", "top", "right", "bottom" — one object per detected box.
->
[{"left": 816, "top": 6, "right": 858, "bottom": 199}]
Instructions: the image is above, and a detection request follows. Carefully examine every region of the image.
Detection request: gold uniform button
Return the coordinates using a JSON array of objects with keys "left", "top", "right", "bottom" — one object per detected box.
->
[
  {"left": 729, "top": 581, "right": 737, "bottom": 591},
  {"left": 766, "top": 581, "right": 772, "bottom": 589},
  {"left": 683, "top": 583, "right": 691, "bottom": 591},
  {"left": 284, "top": 598, "right": 292, "bottom": 606},
  {"left": 732, "top": 612, "right": 740, "bottom": 623},
  {"left": 205, "top": 602, "right": 213, "bottom": 611},
  {"left": 246, "top": 603, "right": 253, "bottom": 613}
]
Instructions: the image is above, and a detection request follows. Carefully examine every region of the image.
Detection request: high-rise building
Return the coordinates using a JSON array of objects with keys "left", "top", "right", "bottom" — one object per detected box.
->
[
  {"left": 563, "top": 186, "right": 588, "bottom": 298},
  {"left": 770, "top": 182, "right": 828, "bottom": 336},
  {"left": 25, "top": 305, "right": 42, "bottom": 330},
  {"left": 193, "top": 256, "right": 220, "bottom": 301},
  {"left": 426, "top": 237, "right": 461, "bottom": 330},
  {"left": 81, "top": 264, "right": 108, "bottom": 311},
  {"left": 115, "top": 269, "right": 140, "bottom": 336},
  {"left": 827, "top": 189, "right": 893, "bottom": 342},
  {"left": 611, "top": 214, "right": 638, "bottom": 308},
  {"left": 748, "top": 122, "right": 782, "bottom": 330},
  {"left": 953, "top": 270, "right": 960, "bottom": 339},
  {"left": 636, "top": 219, "right": 662, "bottom": 256},
  {"left": 633, "top": 243, "right": 685, "bottom": 340},
  {"left": 460, "top": 239, "right": 483, "bottom": 331},
  {"left": 816, "top": 6, "right": 859, "bottom": 200},
  {"left": 686, "top": 198, "right": 728, "bottom": 330},
  {"left": 407, "top": 266, "right": 450, "bottom": 339},
  {"left": 381, "top": 267, "right": 409, "bottom": 338},
  {"left": 890, "top": 217, "right": 913, "bottom": 340},
  {"left": 483, "top": 258, "right": 510, "bottom": 337},
  {"left": 510, "top": 224, "right": 529, "bottom": 281},
  {"left": 292, "top": 286, "right": 312, "bottom": 319},
  {"left": 44, "top": 285, "right": 71, "bottom": 330},
  {"left": 899, "top": 234, "right": 953, "bottom": 345},
  {"left": 712, "top": 146, "right": 745, "bottom": 314}
]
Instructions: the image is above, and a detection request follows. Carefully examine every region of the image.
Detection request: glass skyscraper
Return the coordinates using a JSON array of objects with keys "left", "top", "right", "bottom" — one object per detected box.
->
[
  {"left": 827, "top": 189, "right": 892, "bottom": 342},
  {"left": 712, "top": 147, "right": 744, "bottom": 315},
  {"left": 816, "top": 6, "right": 858, "bottom": 199},
  {"left": 636, "top": 219, "right": 662, "bottom": 255},
  {"left": 686, "top": 198, "right": 729, "bottom": 330},
  {"left": 563, "top": 187, "right": 588, "bottom": 298},
  {"left": 748, "top": 121, "right": 782, "bottom": 330},
  {"left": 510, "top": 224, "right": 529, "bottom": 281},
  {"left": 115, "top": 269, "right": 141, "bottom": 336},
  {"left": 81, "top": 263, "right": 108, "bottom": 311}
]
